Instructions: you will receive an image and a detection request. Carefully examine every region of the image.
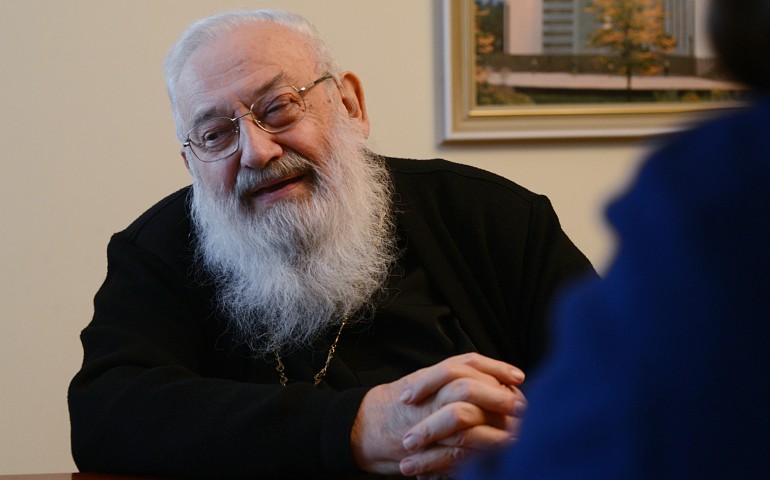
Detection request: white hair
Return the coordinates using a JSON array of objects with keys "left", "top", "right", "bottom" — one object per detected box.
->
[{"left": 163, "top": 9, "right": 341, "bottom": 141}]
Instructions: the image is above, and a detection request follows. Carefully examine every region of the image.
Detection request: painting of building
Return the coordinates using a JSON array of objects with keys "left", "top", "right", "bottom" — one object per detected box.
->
[
  {"left": 475, "top": 0, "right": 738, "bottom": 105},
  {"left": 502, "top": 0, "right": 713, "bottom": 75}
]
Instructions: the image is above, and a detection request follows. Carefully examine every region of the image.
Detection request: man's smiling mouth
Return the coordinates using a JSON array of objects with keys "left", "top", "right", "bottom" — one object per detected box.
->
[{"left": 249, "top": 172, "right": 309, "bottom": 200}]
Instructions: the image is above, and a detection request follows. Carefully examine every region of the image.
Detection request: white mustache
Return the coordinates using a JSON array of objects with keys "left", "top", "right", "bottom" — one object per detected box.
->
[{"left": 234, "top": 153, "right": 317, "bottom": 202}]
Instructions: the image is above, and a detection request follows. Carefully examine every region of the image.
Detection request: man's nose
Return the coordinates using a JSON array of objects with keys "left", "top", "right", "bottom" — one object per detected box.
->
[{"left": 237, "top": 115, "right": 283, "bottom": 170}]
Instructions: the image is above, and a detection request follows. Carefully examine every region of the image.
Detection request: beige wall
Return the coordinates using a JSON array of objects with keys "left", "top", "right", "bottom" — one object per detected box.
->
[{"left": 0, "top": 0, "right": 649, "bottom": 474}]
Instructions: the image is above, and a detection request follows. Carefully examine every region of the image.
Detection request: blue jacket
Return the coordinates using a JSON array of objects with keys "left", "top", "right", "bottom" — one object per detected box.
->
[{"left": 463, "top": 99, "right": 770, "bottom": 479}]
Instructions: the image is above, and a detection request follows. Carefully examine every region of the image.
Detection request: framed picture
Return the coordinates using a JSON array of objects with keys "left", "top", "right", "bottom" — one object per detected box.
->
[{"left": 442, "top": 0, "right": 744, "bottom": 142}]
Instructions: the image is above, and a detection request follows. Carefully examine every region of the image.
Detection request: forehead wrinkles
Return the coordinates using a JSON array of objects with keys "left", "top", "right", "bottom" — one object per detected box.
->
[
  {"left": 179, "top": 57, "right": 246, "bottom": 104},
  {"left": 176, "top": 25, "right": 313, "bottom": 127},
  {"left": 179, "top": 63, "right": 273, "bottom": 116}
]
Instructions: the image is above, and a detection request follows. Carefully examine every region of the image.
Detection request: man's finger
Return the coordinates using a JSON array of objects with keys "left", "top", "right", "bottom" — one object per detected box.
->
[
  {"left": 433, "top": 377, "right": 528, "bottom": 416},
  {"left": 399, "top": 444, "right": 467, "bottom": 478},
  {"left": 399, "top": 353, "right": 525, "bottom": 404},
  {"left": 402, "top": 401, "right": 516, "bottom": 452}
]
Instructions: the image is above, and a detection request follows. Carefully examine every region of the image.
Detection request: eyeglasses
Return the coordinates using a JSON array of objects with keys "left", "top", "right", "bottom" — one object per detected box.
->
[{"left": 183, "top": 74, "right": 334, "bottom": 163}]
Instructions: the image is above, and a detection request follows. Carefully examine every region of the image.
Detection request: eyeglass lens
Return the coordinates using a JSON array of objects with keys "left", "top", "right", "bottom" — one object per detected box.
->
[{"left": 188, "top": 85, "right": 307, "bottom": 162}]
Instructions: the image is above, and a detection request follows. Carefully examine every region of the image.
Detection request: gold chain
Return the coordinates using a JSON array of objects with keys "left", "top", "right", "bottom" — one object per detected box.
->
[{"left": 274, "top": 316, "right": 349, "bottom": 387}]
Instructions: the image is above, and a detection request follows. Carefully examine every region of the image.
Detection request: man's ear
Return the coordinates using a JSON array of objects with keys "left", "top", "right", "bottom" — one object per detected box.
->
[
  {"left": 337, "top": 71, "right": 370, "bottom": 138},
  {"left": 180, "top": 147, "right": 192, "bottom": 173}
]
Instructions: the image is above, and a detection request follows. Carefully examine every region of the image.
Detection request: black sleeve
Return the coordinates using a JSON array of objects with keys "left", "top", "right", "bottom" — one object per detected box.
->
[
  {"left": 68, "top": 235, "right": 368, "bottom": 479},
  {"left": 515, "top": 194, "right": 598, "bottom": 367}
]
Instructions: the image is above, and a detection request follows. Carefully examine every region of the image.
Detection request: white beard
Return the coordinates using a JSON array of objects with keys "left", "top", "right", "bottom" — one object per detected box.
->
[{"left": 188, "top": 118, "right": 397, "bottom": 358}]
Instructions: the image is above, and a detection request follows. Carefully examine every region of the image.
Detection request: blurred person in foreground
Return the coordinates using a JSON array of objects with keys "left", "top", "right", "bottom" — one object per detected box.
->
[
  {"left": 462, "top": 0, "right": 770, "bottom": 478},
  {"left": 67, "top": 8, "right": 595, "bottom": 479}
]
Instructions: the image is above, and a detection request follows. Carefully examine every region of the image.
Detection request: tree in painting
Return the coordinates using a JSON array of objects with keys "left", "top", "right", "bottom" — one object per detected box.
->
[
  {"left": 586, "top": 0, "right": 677, "bottom": 97},
  {"left": 475, "top": 0, "right": 504, "bottom": 55}
]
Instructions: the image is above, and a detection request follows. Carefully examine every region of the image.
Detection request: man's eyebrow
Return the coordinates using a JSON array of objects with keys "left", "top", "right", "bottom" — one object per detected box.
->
[
  {"left": 249, "top": 73, "right": 286, "bottom": 102},
  {"left": 187, "top": 73, "right": 287, "bottom": 130}
]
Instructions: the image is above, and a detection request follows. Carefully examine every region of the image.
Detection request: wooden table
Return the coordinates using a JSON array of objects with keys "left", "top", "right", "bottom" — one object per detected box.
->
[{"left": 0, "top": 474, "right": 171, "bottom": 480}]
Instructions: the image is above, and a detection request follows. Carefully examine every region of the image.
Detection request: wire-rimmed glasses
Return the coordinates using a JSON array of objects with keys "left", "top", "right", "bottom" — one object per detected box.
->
[{"left": 182, "top": 74, "right": 334, "bottom": 163}]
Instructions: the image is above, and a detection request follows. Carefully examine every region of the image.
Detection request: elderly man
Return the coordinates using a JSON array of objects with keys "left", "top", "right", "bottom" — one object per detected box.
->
[{"left": 69, "top": 9, "right": 594, "bottom": 479}]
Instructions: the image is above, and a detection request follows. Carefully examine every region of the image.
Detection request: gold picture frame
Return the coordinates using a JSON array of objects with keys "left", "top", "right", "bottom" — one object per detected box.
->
[{"left": 442, "top": 0, "right": 741, "bottom": 142}]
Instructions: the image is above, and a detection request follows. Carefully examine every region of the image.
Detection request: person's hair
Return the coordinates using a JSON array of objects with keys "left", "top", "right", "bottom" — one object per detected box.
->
[
  {"left": 163, "top": 9, "right": 341, "bottom": 140},
  {"left": 709, "top": 0, "right": 770, "bottom": 90}
]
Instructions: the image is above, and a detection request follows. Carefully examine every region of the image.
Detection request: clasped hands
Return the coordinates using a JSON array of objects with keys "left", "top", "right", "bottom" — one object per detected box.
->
[{"left": 351, "top": 352, "right": 527, "bottom": 478}]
